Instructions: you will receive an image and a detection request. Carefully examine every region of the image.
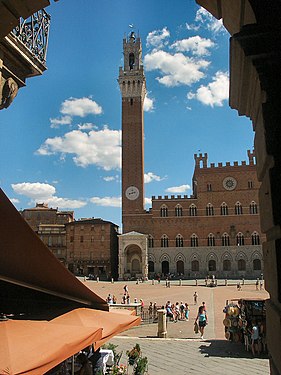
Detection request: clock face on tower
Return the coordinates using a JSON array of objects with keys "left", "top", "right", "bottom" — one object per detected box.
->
[
  {"left": 223, "top": 177, "right": 237, "bottom": 191},
  {"left": 125, "top": 186, "right": 140, "bottom": 200}
]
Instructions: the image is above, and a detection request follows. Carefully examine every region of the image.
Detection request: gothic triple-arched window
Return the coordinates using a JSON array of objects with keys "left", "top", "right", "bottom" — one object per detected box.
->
[
  {"left": 251, "top": 232, "right": 260, "bottom": 245},
  {"left": 161, "top": 235, "right": 169, "bottom": 248},
  {"left": 176, "top": 234, "right": 183, "bottom": 247},
  {"left": 148, "top": 235, "right": 154, "bottom": 248},
  {"left": 207, "top": 233, "right": 215, "bottom": 246},
  {"left": 129, "top": 53, "right": 135, "bottom": 69},
  {"left": 222, "top": 233, "right": 230, "bottom": 246},
  {"left": 160, "top": 205, "right": 168, "bottom": 217},
  {"left": 175, "top": 205, "right": 183, "bottom": 217},
  {"left": 190, "top": 234, "right": 198, "bottom": 247},
  {"left": 221, "top": 202, "right": 228, "bottom": 215},
  {"left": 236, "top": 232, "right": 245, "bottom": 246},
  {"left": 249, "top": 201, "right": 258, "bottom": 214},
  {"left": 235, "top": 202, "right": 243, "bottom": 215},
  {"left": 206, "top": 203, "right": 214, "bottom": 216},
  {"left": 189, "top": 204, "right": 197, "bottom": 216}
]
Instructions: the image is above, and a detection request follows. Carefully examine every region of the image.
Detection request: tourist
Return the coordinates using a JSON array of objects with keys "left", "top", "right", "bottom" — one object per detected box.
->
[
  {"left": 256, "top": 278, "right": 259, "bottom": 290},
  {"left": 174, "top": 302, "right": 180, "bottom": 322},
  {"left": 124, "top": 284, "right": 129, "bottom": 295},
  {"left": 195, "top": 305, "right": 208, "bottom": 339},
  {"left": 148, "top": 302, "right": 153, "bottom": 319},
  {"left": 166, "top": 301, "right": 174, "bottom": 321},
  {"left": 193, "top": 291, "right": 198, "bottom": 305},
  {"left": 251, "top": 320, "right": 260, "bottom": 356},
  {"left": 140, "top": 298, "right": 144, "bottom": 313},
  {"left": 122, "top": 294, "right": 126, "bottom": 304},
  {"left": 126, "top": 294, "right": 130, "bottom": 304},
  {"left": 153, "top": 302, "right": 158, "bottom": 321},
  {"left": 106, "top": 294, "right": 113, "bottom": 304},
  {"left": 180, "top": 301, "right": 185, "bottom": 320},
  {"left": 184, "top": 303, "right": 190, "bottom": 320},
  {"left": 112, "top": 295, "right": 117, "bottom": 304},
  {"left": 75, "top": 353, "right": 92, "bottom": 375},
  {"left": 202, "top": 302, "right": 207, "bottom": 311}
]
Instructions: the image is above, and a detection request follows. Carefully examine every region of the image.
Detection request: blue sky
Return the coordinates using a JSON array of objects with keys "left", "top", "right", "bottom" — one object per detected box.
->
[{"left": 0, "top": 1, "right": 254, "bottom": 229}]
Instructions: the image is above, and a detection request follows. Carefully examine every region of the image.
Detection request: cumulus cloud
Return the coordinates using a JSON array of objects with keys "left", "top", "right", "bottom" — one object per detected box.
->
[
  {"left": 171, "top": 36, "right": 215, "bottom": 56},
  {"left": 77, "top": 123, "right": 97, "bottom": 130},
  {"left": 144, "top": 172, "right": 164, "bottom": 184},
  {"left": 187, "top": 7, "right": 225, "bottom": 34},
  {"left": 11, "top": 182, "right": 86, "bottom": 209},
  {"left": 144, "top": 95, "right": 155, "bottom": 112},
  {"left": 50, "top": 115, "right": 72, "bottom": 128},
  {"left": 9, "top": 198, "right": 19, "bottom": 204},
  {"left": 187, "top": 71, "right": 229, "bottom": 107},
  {"left": 145, "top": 197, "right": 152, "bottom": 206},
  {"left": 60, "top": 97, "right": 102, "bottom": 117},
  {"left": 144, "top": 50, "right": 209, "bottom": 87},
  {"left": 165, "top": 184, "right": 191, "bottom": 193},
  {"left": 36, "top": 126, "right": 122, "bottom": 170},
  {"left": 90, "top": 196, "right": 121, "bottom": 208},
  {"left": 146, "top": 27, "right": 170, "bottom": 50}
]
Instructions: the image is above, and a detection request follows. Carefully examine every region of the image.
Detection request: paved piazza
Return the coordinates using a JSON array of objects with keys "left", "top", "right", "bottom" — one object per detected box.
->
[{"left": 83, "top": 279, "right": 270, "bottom": 374}]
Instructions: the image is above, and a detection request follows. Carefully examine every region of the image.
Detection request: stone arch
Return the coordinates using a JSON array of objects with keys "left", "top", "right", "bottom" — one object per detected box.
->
[
  {"left": 189, "top": 252, "right": 201, "bottom": 262},
  {"left": 174, "top": 252, "right": 186, "bottom": 263},
  {"left": 235, "top": 251, "right": 248, "bottom": 262},
  {"left": 221, "top": 251, "right": 233, "bottom": 262},
  {"left": 206, "top": 252, "right": 218, "bottom": 262},
  {"left": 148, "top": 253, "right": 156, "bottom": 263},
  {"left": 159, "top": 253, "right": 171, "bottom": 263}
]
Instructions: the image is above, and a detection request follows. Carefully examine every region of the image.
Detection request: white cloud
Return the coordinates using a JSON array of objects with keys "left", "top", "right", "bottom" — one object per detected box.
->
[
  {"left": 144, "top": 50, "right": 209, "bottom": 87},
  {"left": 12, "top": 182, "right": 56, "bottom": 199},
  {"left": 187, "top": 71, "right": 229, "bottom": 107},
  {"left": 145, "top": 197, "right": 152, "bottom": 206},
  {"left": 60, "top": 97, "right": 103, "bottom": 117},
  {"left": 165, "top": 184, "right": 191, "bottom": 193},
  {"left": 90, "top": 196, "right": 121, "bottom": 208},
  {"left": 77, "top": 123, "right": 97, "bottom": 130},
  {"left": 103, "top": 176, "right": 115, "bottom": 182},
  {"left": 50, "top": 115, "right": 72, "bottom": 128},
  {"left": 144, "top": 94, "right": 155, "bottom": 112},
  {"left": 146, "top": 27, "right": 170, "bottom": 50},
  {"left": 36, "top": 126, "right": 122, "bottom": 170},
  {"left": 11, "top": 182, "right": 86, "bottom": 209},
  {"left": 9, "top": 198, "right": 19, "bottom": 204},
  {"left": 144, "top": 172, "right": 164, "bottom": 184},
  {"left": 171, "top": 36, "right": 215, "bottom": 56},
  {"left": 186, "top": 7, "right": 225, "bottom": 34}
]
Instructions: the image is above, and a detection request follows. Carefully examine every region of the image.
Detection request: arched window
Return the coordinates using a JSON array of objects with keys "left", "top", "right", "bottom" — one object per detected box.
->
[
  {"left": 207, "top": 183, "right": 212, "bottom": 192},
  {"left": 223, "top": 259, "right": 231, "bottom": 271},
  {"left": 176, "top": 260, "right": 184, "bottom": 275},
  {"left": 190, "top": 234, "right": 198, "bottom": 247},
  {"left": 250, "top": 201, "right": 258, "bottom": 214},
  {"left": 161, "top": 235, "right": 169, "bottom": 248},
  {"left": 148, "top": 260, "right": 154, "bottom": 273},
  {"left": 207, "top": 233, "right": 215, "bottom": 246},
  {"left": 206, "top": 203, "right": 214, "bottom": 216},
  {"left": 236, "top": 232, "right": 245, "bottom": 246},
  {"left": 208, "top": 259, "right": 216, "bottom": 271},
  {"left": 162, "top": 261, "right": 169, "bottom": 275},
  {"left": 222, "top": 233, "right": 230, "bottom": 246},
  {"left": 252, "top": 232, "right": 260, "bottom": 245},
  {"left": 248, "top": 180, "right": 253, "bottom": 189},
  {"left": 221, "top": 202, "right": 228, "bottom": 215},
  {"left": 129, "top": 53, "right": 135, "bottom": 69},
  {"left": 235, "top": 202, "right": 243, "bottom": 215},
  {"left": 191, "top": 260, "right": 199, "bottom": 271},
  {"left": 189, "top": 204, "right": 197, "bottom": 216},
  {"left": 175, "top": 205, "right": 183, "bottom": 217},
  {"left": 176, "top": 234, "right": 183, "bottom": 247},
  {"left": 148, "top": 235, "right": 154, "bottom": 248},
  {"left": 238, "top": 259, "right": 246, "bottom": 271},
  {"left": 253, "top": 259, "right": 261, "bottom": 270},
  {"left": 160, "top": 205, "right": 168, "bottom": 217}
]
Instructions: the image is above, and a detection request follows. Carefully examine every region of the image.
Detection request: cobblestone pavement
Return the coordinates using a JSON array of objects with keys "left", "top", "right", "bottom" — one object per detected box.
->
[{"left": 82, "top": 279, "right": 270, "bottom": 374}]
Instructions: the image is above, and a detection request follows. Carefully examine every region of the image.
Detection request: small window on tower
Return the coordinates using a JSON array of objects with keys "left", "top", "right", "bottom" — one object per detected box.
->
[
  {"left": 130, "top": 98, "right": 133, "bottom": 105},
  {"left": 129, "top": 53, "right": 135, "bottom": 70}
]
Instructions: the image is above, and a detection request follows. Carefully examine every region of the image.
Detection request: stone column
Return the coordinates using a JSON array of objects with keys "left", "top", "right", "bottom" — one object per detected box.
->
[{"left": 157, "top": 309, "right": 167, "bottom": 338}]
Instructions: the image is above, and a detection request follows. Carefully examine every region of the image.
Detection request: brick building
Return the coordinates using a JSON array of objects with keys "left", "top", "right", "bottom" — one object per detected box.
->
[
  {"left": 65, "top": 218, "right": 119, "bottom": 280},
  {"left": 118, "top": 32, "right": 264, "bottom": 280}
]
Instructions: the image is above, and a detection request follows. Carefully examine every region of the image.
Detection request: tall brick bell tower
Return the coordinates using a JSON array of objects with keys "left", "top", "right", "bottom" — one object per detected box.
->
[{"left": 119, "top": 31, "right": 146, "bottom": 232}]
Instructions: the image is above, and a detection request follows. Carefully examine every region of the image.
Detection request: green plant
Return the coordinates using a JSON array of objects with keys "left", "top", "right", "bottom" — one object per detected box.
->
[
  {"left": 134, "top": 356, "right": 148, "bottom": 375},
  {"left": 126, "top": 343, "right": 141, "bottom": 365},
  {"left": 102, "top": 342, "right": 118, "bottom": 359}
]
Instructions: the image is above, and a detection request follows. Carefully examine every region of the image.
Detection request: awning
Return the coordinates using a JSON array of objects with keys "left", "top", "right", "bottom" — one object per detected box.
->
[
  {"left": 0, "top": 188, "right": 108, "bottom": 315},
  {"left": 0, "top": 319, "right": 102, "bottom": 375},
  {"left": 51, "top": 308, "right": 141, "bottom": 349}
]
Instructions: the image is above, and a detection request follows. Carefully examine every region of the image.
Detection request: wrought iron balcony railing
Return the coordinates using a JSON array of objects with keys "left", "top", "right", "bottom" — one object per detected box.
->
[{"left": 11, "top": 8, "right": 50, "bottom": 65}]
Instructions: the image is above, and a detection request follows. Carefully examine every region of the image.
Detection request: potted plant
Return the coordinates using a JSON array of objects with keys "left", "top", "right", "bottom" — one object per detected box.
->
[
  {"left": 134, "top": 356, "right": 148, "bottom": 375},
  {"left": 126, "top": 343, "right": 141, "bottom": 365}
]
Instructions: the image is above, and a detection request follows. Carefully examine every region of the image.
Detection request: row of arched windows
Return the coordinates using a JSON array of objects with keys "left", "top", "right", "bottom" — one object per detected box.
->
[
  {"left": 148, "top": 232, "right": 260, "bottom": 248},
  {"left": 148, "top": 258, "right": 262, "bottom": 273},
  {"left": 160, "top": 202, "right": 258, "bottom": 217}
]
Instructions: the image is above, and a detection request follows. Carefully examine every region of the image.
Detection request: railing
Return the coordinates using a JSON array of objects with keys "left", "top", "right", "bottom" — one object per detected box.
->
[{"left": 11, "top": 9, "right": 50, "bottom": 65}]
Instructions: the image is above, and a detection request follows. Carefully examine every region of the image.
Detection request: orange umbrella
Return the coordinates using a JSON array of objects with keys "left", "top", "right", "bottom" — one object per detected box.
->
[
  {"left": 51, "top": 308, "right": 141, "bottom": 349},
  {"left": 0, "top": 319, "right": 102, "bottom": 375}
]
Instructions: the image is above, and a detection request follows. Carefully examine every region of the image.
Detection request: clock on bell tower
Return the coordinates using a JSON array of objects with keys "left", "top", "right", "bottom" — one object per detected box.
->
[{"left": 118, "top": 31, "right": 146, "bottom": 231}]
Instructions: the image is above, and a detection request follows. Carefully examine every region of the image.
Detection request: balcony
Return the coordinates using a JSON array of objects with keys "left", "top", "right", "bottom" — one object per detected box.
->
[{"left": 0, "top": 8, "right": 51, "bottom": 110}]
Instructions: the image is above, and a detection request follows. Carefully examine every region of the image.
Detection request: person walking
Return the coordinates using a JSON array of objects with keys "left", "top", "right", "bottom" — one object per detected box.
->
[
  {"left": 193, "top": 291, "right": 198, "bottom": 305},
  {"left": 184, "top": 303, "right": 190, "bottom": 320},
  {"left": 195, "top": 305, "right": 208, "bottom": 339}
]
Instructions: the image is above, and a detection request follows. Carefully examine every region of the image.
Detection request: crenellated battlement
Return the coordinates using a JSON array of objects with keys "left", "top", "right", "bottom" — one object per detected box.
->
[
  {"left": 194, "top": 149, "right": 256, "bottom": 169},
  {"left": 152, "top": 195, "right": 196, "bottom": 201}
]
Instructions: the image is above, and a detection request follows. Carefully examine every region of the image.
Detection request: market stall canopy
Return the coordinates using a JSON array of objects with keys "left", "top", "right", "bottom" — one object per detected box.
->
[
  {"left": 0, "top": 188, "right": 108, "bottom": 317},
  {"left": 0, "top": 319, "right": 102, "bottom": 375},
  {"left": 51, "top": 308, "right": 141, "bottom": 349}
]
